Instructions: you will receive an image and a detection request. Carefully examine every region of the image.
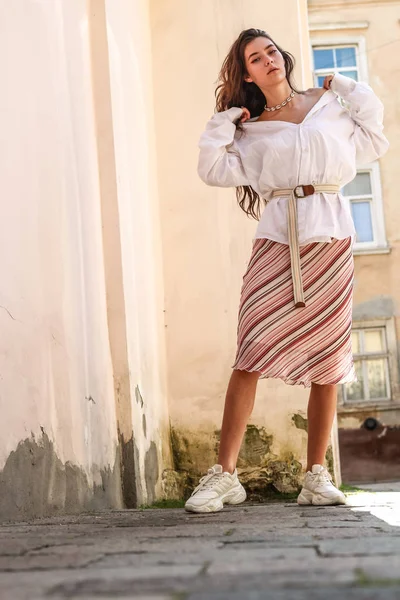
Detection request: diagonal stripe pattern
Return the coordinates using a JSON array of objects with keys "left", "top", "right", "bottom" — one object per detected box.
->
[{"left": 232, "top": 236, "right": 356, "bottom": 388}]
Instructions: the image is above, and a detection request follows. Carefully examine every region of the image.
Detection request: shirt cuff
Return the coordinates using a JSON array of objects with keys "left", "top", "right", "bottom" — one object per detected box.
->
[
  {"left": 330, "top": 73, "right": 357, "bottom": 98},
  {"left": 225, "top": 107, "right": 245, "bottom": 123}
]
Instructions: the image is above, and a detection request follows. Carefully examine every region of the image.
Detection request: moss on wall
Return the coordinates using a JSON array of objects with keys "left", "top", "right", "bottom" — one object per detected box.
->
[
  {"left": 169, "top": 424, "right": 303, "bottom": 501},
  {"left": 236, "top": 425, "right": 273, "bottom": 467},
  {"left": 292, "top": 413, "right": 308, "bottom": 432}
]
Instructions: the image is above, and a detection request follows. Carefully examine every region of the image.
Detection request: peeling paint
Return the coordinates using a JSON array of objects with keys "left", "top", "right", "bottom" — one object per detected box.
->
[
  {"left": 325, "top": 445, "right": 335, "bottom": 483},
  {"left": 171, "top": 427, "right": 218, "bottom": 473},
  {"left": 144, "top": 441, "right": 159, "bottom": 505},
  {"left": 135, "top": 385, "right": 144, "bottom": 409},
  {"left": 0, "top": 432, "right": 123, "bottom": 523},
  {"left": 238, "top": 455, "right": 302, "bottom": 499},
  {"left": 118, "top": 427, "right": 140, "bottom": 509},
  {"left": 170, "top": 427, "right": 191, "bottom": 471},
  {"left": 236, "top": 425, "right": 273, "bottom": 468},
  {"left": 142, "top": 414, "right": 147, "bottom": 438},
  {"left": 292, "top": 413, "right": 308, "bottom": 432},
  {"left": 170, "top": 425, "right": 303, "bottom": 501},
  {"left": 161, "top": 468, "right": 191, "bottom": 500}
]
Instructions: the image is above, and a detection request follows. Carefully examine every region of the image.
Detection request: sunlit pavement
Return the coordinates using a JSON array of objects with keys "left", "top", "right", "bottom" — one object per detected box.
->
[
  {"left": 346, "top": 482, "right": 400, "bottom": 528},
  {"left": 1, "top": 487, "right": 400, "bottom": 600}
]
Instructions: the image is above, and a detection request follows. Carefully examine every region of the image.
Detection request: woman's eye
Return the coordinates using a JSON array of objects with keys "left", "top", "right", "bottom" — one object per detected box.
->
[
  {"left": 270, "top": 49, "right": 277, "bottom": 55},
  {"left": 252, "top": 57, "right": 260, "bottom": 63}
]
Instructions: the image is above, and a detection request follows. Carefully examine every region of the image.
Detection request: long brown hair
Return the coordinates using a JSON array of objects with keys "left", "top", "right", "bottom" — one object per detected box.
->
[{"left": 215, "top": 28, "right": 300, "bottom": 220}]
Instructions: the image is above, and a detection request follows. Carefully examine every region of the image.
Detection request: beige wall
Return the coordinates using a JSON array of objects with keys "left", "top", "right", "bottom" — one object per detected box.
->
[
  {"left": 150, "top": 0, "right": 332, "bottom": 491},
  {"left": 0, "top": 0, "right": 172, "bottom": 520},
  {"left": 309, "top": 0, "right": 400, "bottom": 429},
  {"left": 103, "top": 0, "right": 172, "bottom": 500}
]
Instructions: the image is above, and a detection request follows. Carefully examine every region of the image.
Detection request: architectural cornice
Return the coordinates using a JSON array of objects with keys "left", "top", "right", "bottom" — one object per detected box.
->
[
  {"left": 308, "top": 0, "right": 400, "bottom": 11},
  {"left": 309, "top": 21, "right": 370, "bottom": 31}
]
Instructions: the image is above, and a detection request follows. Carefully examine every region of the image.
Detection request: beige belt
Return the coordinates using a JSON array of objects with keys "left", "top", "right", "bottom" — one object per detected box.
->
[{"left": 271, "top": 184, "right": 341, "bottom": 308}]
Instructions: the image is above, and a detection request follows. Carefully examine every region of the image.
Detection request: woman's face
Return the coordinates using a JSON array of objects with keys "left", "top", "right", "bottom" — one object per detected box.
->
[{"left": 243, "top": 36, "right": 286, "bottom": 88}]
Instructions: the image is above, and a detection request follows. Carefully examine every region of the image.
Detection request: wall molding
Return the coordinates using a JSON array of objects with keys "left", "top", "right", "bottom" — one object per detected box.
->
[
  {"left": 309, "top": 0, "right": 400, "bottom": 11},
  {"left": 309, "top": 21, "right": 370, "bottom": 31}
]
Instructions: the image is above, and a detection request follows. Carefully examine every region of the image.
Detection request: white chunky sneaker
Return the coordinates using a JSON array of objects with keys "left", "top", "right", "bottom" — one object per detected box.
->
[
  {"left": 297, "top": 464, "right": 347, "bottom": 506},
  {"left": 184, "top": 464, "right": 246, "bottom": 513}
]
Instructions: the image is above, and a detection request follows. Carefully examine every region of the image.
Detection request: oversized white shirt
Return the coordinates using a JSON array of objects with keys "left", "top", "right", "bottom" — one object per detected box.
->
[{"left": 198, "top": 74, "right": 389, "bottom": 245}]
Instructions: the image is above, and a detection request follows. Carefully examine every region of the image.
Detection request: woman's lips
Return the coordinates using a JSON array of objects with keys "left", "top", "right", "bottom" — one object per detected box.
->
[{"left": 268, "top": 68, "right": 279, "bottom": 74}]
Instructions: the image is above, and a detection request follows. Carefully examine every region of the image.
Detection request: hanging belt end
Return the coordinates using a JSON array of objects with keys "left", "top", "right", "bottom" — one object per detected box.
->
[{"left": 295, "top": 301, "right": 306, "bottom": 308}]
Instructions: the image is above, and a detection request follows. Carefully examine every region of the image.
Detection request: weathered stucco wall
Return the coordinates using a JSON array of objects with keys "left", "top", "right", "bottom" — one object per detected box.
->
[
  {"left": 150, "top": 0, "right": 334, "bottom": 496},
  {"left": 102, "top": 0, "right": 173, "bottom": 504},
  {"left": 0, "top": 0, "right": 172, "bottom": 521},
  {"left": 0, "top": 0, "right": 122, "bottom": 520}
]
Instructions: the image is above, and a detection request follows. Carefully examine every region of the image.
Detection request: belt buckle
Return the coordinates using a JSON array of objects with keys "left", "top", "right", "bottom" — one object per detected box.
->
[
  {"left": 294, "top": 184, "right": 315, "bottom": 198},
  {"left": 294, "top": 185, "right": 305, "bottom": 198}
]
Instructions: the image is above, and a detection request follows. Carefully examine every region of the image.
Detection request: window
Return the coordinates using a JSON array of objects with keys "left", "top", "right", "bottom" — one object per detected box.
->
[
  {"left": 343, "top": 172, "right": 374, "bottom": 243},
  {"left": 313, "top": 45, "right": 359, "bottom": 86},
  {"left": 311, "top": 38, "right": 387, "bottom": 255},
  {"left": 344, "top": 328, "right": 390, "bottom": 404},
  {"left": 341, "top": 165, "right": 388, "bottom": 253}
]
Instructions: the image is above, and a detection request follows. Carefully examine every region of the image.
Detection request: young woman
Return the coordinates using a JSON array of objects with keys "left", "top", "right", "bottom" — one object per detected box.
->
[{"left": 184, "top": 28, "right": 389, "bottom": 513}]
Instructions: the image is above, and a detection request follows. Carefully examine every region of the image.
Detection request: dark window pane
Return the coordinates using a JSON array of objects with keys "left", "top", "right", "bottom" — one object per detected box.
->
[
  {"left": 336, "top": 47, "right": 356, "bottom": 68},
  {"left": 313, "top": 48, "right": 334, "bottom": 70},
  {"left": 317, "top": 75, "right": 326, "bottom": 87}
]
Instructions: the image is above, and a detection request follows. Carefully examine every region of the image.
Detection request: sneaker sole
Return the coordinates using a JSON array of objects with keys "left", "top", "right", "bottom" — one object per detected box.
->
[
  {"left": 297, "top": 489, "right": 347, "bottom": 506},
  {"left": 184, "top": 485, "right": 246, "bottom": 514}
]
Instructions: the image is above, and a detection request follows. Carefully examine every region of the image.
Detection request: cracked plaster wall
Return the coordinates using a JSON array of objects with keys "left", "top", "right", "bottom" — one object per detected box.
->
[
  {"left": 0, "top": 0, "right": 172, "bottom": 520},
  {"left": 0, "top": 0, "right": 123, "bottom": 520}
]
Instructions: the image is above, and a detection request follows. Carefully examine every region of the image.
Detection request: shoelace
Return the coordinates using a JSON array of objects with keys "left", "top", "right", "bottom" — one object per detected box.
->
[
  {"left": 314, "top": 470, "right": 333, "bottom": 485},
  {"left": 192, "top": 469, "right": 226, "bottom": 494}
]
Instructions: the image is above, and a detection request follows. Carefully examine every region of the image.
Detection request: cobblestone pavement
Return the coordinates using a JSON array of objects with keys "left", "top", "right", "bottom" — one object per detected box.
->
[{"left": 1, "top": 489, "right": 400, "bottom": 600}]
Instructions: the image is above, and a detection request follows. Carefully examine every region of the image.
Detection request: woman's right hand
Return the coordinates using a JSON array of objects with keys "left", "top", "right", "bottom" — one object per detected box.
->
[{"left": 240, "top": 107, "right": 251, "bottom": 123}]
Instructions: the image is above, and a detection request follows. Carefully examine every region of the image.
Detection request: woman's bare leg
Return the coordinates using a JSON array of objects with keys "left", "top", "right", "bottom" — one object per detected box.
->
[
  {"left": 307, "top": 383, "right": 337, "bottom": 472},
  {"left": 217, "top": 369, "right": 261, "bottom": 474}
]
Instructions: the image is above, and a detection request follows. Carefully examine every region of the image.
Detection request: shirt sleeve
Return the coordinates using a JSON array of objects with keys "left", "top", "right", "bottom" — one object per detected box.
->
[
  {"left": 330, "top": 73, "right": 389, "bottom": 164},
  {"left": 197, "top": 107, "right": 250, "bottom": 187}
]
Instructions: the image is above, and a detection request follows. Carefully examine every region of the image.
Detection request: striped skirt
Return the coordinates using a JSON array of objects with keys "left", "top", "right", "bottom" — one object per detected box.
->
[{"left": 232, "top": 237, "right": 356, "bottom": 388}]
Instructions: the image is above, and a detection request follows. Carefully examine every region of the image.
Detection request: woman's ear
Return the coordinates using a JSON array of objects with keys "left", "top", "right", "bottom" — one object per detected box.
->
[{"left": 244, "top": 75, "right": 253, "bottom": 83}]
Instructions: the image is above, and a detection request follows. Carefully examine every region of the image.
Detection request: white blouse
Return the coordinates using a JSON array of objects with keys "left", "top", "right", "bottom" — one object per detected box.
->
[{"left": 198, "top": 73, "right": 389, "bottom": 245}]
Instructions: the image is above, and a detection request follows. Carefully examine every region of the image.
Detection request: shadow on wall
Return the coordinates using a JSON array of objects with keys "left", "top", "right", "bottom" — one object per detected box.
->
[{"left": 0, "top": 432, "right": 123, "bottom": 523}]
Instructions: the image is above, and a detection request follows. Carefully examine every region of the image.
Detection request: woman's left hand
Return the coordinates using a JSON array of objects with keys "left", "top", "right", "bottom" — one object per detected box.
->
[{"left": 323, "top": 75, "right": 334, "bottom": 90}]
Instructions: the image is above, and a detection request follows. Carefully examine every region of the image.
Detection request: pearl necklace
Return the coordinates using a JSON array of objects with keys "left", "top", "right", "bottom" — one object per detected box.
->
[{"left": 264, "top": 90, "right": 296, "bottom": 112}]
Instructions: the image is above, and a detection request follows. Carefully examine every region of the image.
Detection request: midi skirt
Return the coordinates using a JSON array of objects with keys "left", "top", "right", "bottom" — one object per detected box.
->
[{"left": 232, "top": 236, "right": 357, "bottom": 388}]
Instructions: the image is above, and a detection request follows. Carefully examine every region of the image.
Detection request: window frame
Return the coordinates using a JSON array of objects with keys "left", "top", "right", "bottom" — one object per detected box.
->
[
  {"left": 344, "top": 327, "right": 391, "bottom": 404},
  {"left": 342, "top": 163, "right": 389, "bottom": 254},
  {"left": 313, "top": 45, "right": 359, "bottom": 86},
  {"left": 310, "top": 35, "right": 369, "bottom": 83},
  {"left": 338, "top": 317, "right": 400, "bottom": 412},
  {"left": 311, "top": 36, "right": 389, "bottom": 256}
]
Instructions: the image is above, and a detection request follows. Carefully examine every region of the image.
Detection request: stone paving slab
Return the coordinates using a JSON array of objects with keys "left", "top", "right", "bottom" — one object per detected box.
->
[{"left": 0, "top": 493, "right": 399, "bottom": 599}]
